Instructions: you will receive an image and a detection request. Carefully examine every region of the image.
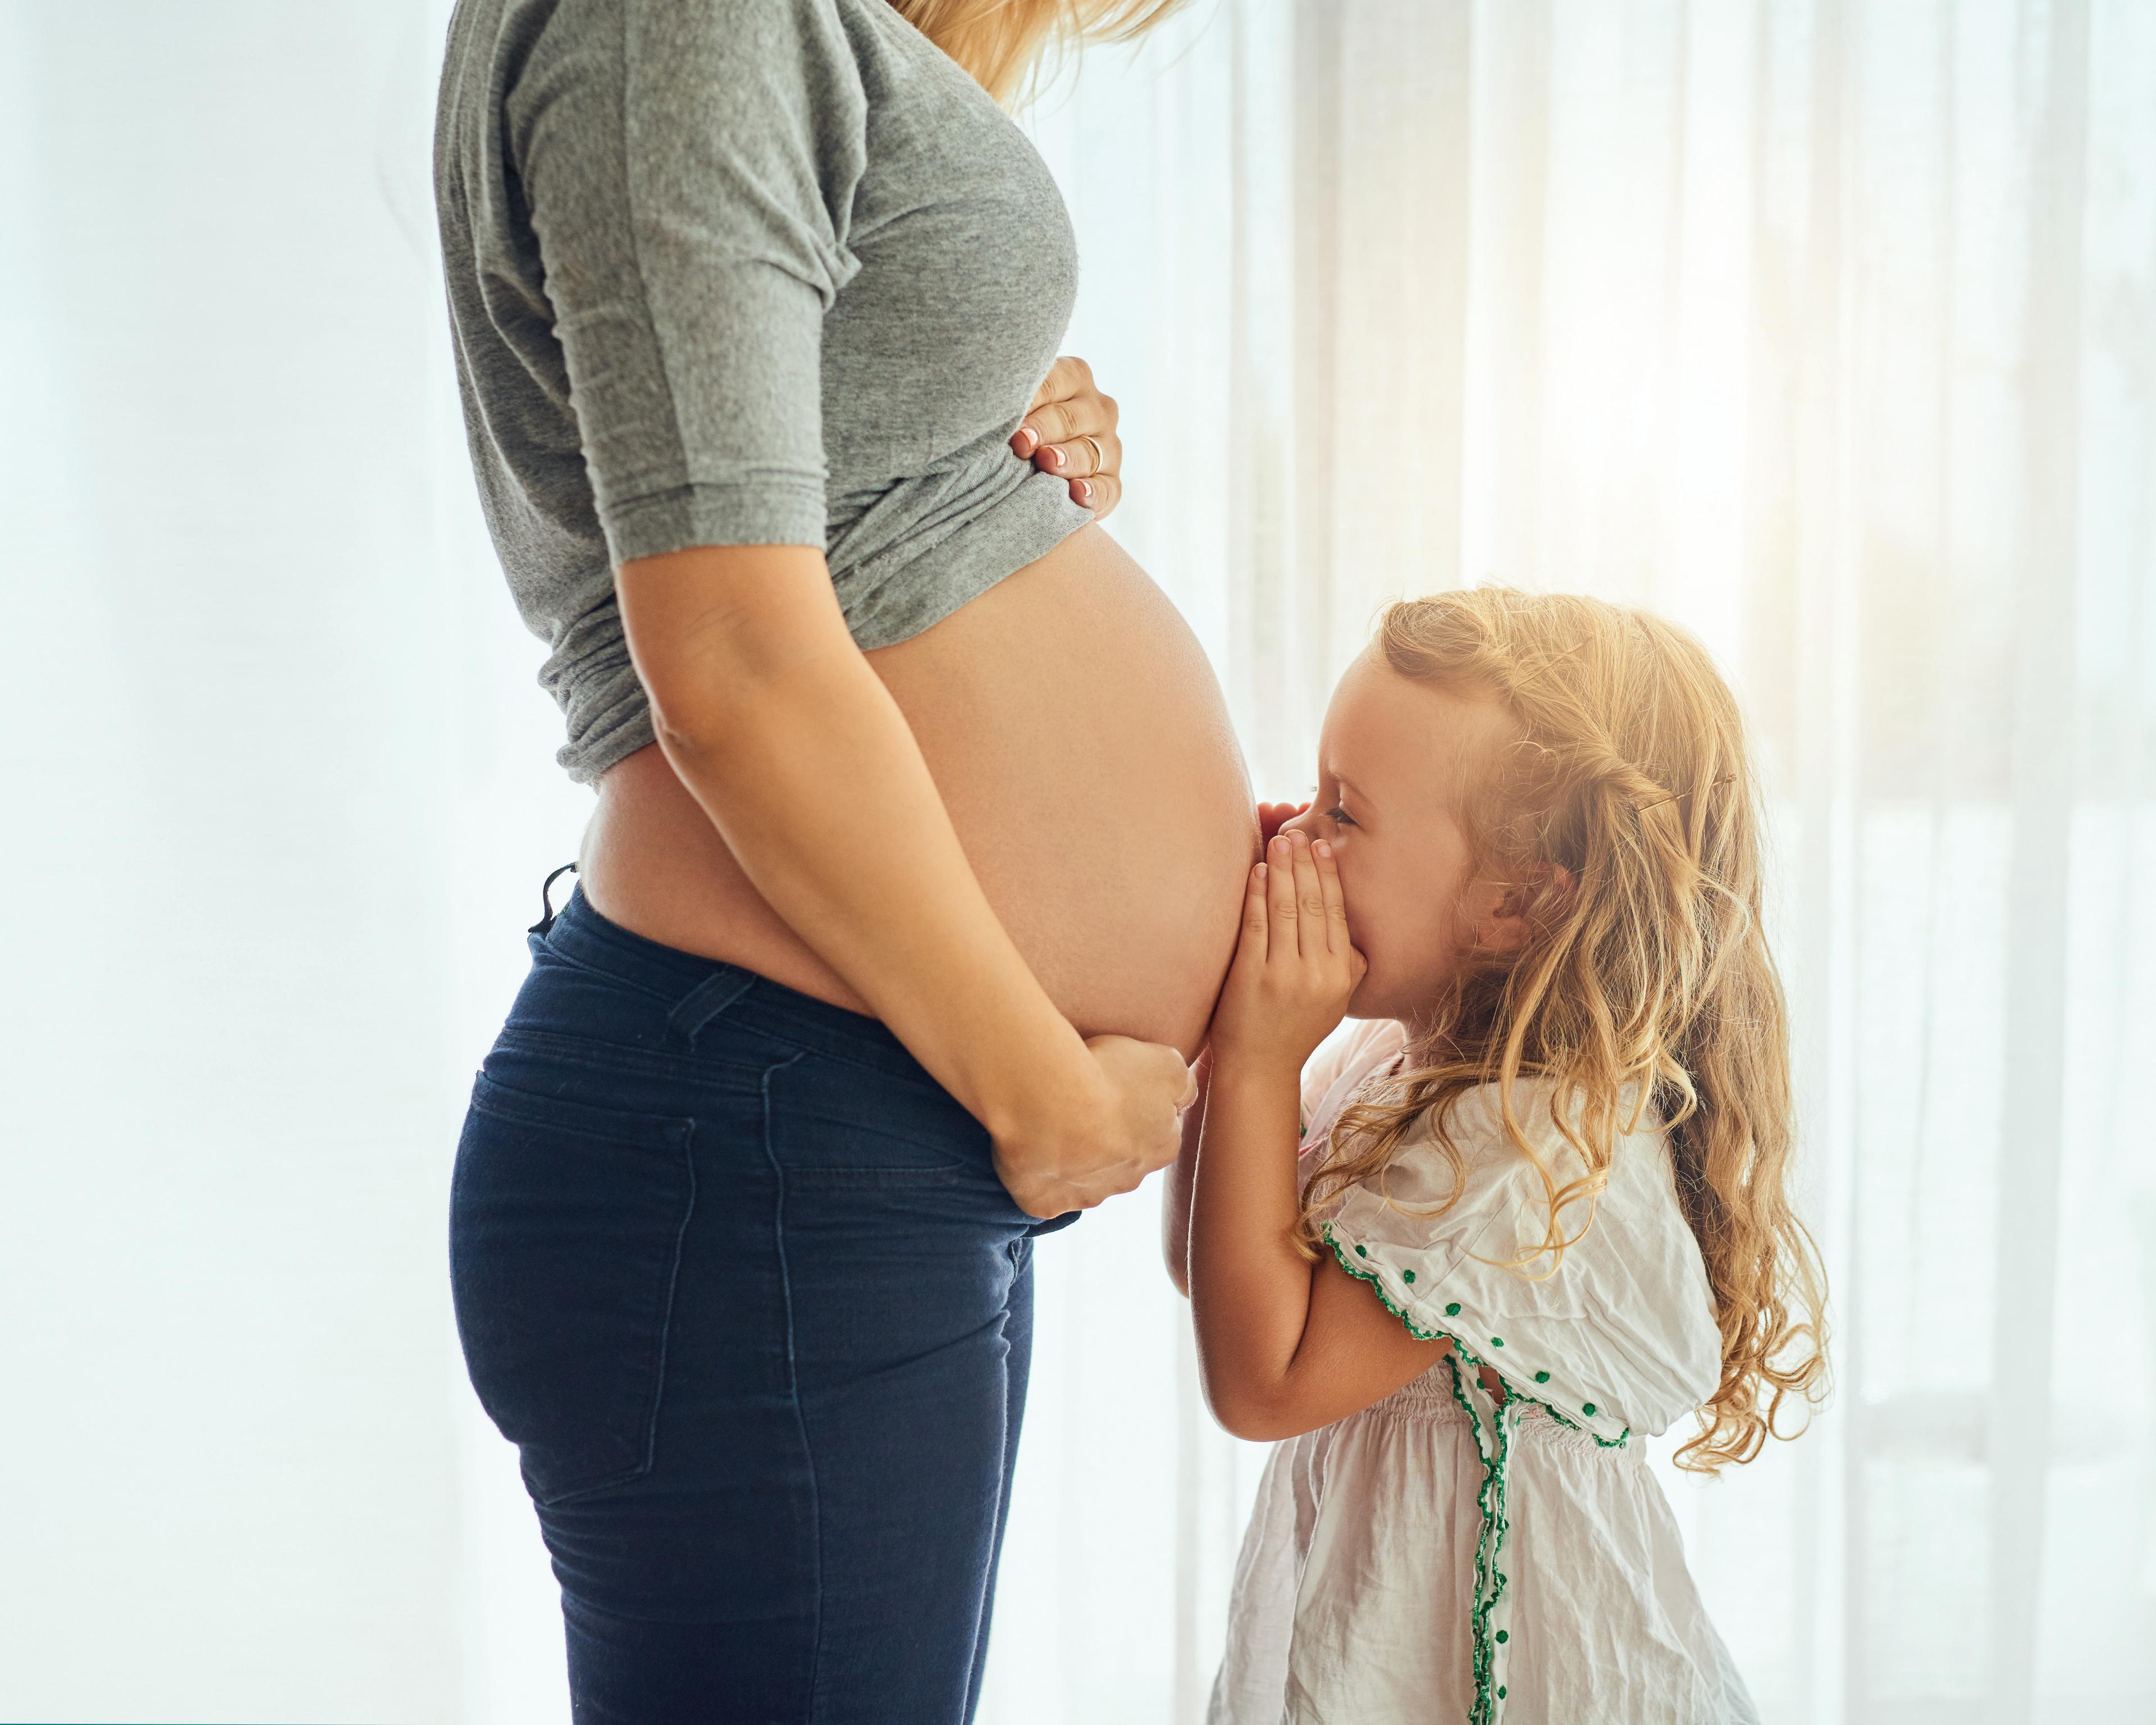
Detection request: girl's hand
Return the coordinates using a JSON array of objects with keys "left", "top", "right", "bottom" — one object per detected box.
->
[
  {"left": 1012, "top": 355, "right": 1122, "bottom": 518},
  {"left": 1208, "top": 830, "right": 1367, "bottom": 1071},
  {"left": 1257, "top": 800, "right": 1309, "bottom": 846}
]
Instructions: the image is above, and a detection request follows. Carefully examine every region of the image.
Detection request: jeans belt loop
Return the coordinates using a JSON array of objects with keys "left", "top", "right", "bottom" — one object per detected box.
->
[{"left": 666, "top": 970, "right": 759, "bottom": 1048}]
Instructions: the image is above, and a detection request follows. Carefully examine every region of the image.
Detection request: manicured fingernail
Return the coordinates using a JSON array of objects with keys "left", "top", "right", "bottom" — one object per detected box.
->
[
  {"left": 1072, "top": 479, "right": 1093, "bottom": 505},
  {"left": 1013, "top": 428, "right": 1038, "bottom": 455},
  {"left": 1044, "top": 446, "right": 1064, "bottom": 471}
]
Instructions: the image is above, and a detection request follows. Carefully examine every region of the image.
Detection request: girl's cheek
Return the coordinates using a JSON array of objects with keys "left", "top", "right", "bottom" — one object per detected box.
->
[{"left": 1340, "top": 851, "right": 1388, "bottom": 927}]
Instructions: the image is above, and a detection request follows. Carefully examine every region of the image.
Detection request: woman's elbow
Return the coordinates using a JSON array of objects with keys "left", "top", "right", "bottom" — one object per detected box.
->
[
  {"left": 644, "top": 687, "right": 729, "bottom": 772},
  {"left": 618, "top": 541, "right": 844, "bottom": 764}
]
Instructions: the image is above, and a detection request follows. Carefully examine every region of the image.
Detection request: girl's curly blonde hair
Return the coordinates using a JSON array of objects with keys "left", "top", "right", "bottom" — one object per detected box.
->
[
  {"left": 1298, "top": 587, "right": 1829, "bottom": 1472},
  {"left": 894, "top": 0, "right": 1189, "bottom": 103}
]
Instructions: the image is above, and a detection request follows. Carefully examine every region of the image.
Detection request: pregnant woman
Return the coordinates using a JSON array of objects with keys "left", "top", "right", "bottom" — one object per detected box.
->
[{"left": 433, "top": 1, "right": 1251, "bottom": 1720}]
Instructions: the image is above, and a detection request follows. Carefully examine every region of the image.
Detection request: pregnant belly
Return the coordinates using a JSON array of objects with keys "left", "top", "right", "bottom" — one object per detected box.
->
[{"left": 578, "top": 524, "right": 1258, "bottom": 1060}]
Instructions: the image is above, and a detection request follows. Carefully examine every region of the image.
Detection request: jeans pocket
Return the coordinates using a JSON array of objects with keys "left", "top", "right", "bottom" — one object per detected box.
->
[
  {"left": 450, "top": 1073, "right": 696, "bottom": 1507},
  {"left": 763, "top": 1051, "right": 980, "bottom": 1189}
]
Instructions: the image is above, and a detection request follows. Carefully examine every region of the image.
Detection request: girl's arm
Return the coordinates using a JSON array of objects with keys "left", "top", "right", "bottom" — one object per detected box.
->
[
  {"left": 1166, "top": 800, "right": 1311, "bottom": 1297},
  {"left": 1162, "top": 1049, "right": 1211, "bottom": 1297},
  {"left": 1190, "top": 831, "right": 1448, "bottom": 1440}
]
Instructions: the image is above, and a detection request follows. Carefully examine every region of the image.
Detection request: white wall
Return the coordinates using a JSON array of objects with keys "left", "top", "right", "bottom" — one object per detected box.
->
[{"left": 0, "top": 3, "right": 583, "bottom": 1718}]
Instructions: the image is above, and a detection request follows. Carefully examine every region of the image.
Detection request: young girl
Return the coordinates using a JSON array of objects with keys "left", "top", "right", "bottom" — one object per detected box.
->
[{"left": 1166, "top": 588, "right": 1828, "bottom": 1724}]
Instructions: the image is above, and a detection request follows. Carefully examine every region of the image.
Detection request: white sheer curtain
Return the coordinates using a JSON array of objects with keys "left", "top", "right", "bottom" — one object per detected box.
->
[
  {"left": 998, "top": 4, "right": 2156, "bottom": 1722},
  {"left": 3, "top": 3, "right": 2148, "bottom": 1722}
]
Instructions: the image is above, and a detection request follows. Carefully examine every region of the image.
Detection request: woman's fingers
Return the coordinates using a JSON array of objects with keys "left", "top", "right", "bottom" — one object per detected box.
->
[
  {"left": 1015, "top": 392, "right": 1107, "bottom": 457},
  {"left": 1070, "top": 470, "right": 1119, "bottom": 519},
  {"left": 1035, "top": 426, "right": 1117, "bottom": 474},
  {"left": 1011, "top": 355, "right": 1121, "bottom": 514},
  {"left": 1012, "top": 369, "right": 1113, "bottom": 455},
  {"left": 1027, "top": 353, "right": 1094, "bottom": 413},
  {"left": 1013, "top": 399, "right": 1076, "bottom": 451}
]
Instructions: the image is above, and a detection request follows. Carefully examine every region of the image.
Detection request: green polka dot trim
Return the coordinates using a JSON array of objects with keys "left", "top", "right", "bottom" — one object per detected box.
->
[
  {"left": 1402, "top": 1269, "right": 1416, "bottom": 1284},
  {"left": 1354, "top": 1244, "right": 1367, "bottom": 1257},
  {"left": 1582, "top": 1403, "right": 1597, "bottom": 1417},
  {"left": 1318, "top": 1219, "right": 1634, "bottom": 1725},
  {"left": 1490, "top": 1336, "right": 1505, "bottom": 1348},
  {"left": 1498, "top": 1687, "right": 1507, "bottom": 1700}
]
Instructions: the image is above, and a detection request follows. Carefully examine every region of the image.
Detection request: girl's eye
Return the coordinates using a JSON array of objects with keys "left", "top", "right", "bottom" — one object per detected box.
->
[{"left": 1325, "top": 805, "right": 1355, "bottom": 828}]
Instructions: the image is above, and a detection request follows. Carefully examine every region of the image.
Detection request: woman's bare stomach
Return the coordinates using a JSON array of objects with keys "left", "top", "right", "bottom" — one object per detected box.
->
[{"left": 578, "top": 524, "right": 1258, "bottom": 1061}]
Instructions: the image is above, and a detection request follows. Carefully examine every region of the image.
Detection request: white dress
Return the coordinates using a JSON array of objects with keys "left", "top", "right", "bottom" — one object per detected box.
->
[{"left": 1208, "top": 1020, "right": 1759, "bottom": 1725}]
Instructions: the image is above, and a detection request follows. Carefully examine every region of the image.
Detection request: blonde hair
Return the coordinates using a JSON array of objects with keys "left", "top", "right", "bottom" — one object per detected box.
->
[
  {"left": 1298, "top": 588, "right": 1829, "bottom": 1473},
  {"left": 892, "top": 0, "right": 1189, "bottom": 104}
]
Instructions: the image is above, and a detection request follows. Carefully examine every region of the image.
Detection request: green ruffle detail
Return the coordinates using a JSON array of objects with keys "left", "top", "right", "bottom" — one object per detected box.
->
[
  {"left": 1320, "top": 1224, "right": 1632, "bottom": 1448},
  {"left": 1321, "top": 1223, "right": 1636, "bottom": 1725}
]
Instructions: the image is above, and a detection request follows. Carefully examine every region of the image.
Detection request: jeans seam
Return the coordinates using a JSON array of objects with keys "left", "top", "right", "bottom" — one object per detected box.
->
[
  {"left": 531, "top": 939, "right": 682, "bottom": 1011},
  {"left": 520, "top": 964, "right": 934, "bottom": 1089},
  {"left": 491, "top": 1025, "right": 772, "bottom": 1090},
  {"left": 738, "top": 1023, "right": 943, "bottom": 1089},
  {"left": 638, "top": 1117, "right": 700, "bottom": 1485},
  {"left": 758, "top": 1050, "right": 824, "bottom": 1709}
]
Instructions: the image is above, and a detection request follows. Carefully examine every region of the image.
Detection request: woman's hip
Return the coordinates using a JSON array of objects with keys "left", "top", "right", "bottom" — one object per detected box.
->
[
  {"left": 449, "top": 889, "right": 1053, "bottom": 1716},
  {"left": 449, "top": 887, "right": 1057, "bottom": 1491}
]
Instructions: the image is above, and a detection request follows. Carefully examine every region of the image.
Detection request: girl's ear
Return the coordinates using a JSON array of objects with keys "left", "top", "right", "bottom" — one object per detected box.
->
[{"left": 1481, "top": 864, "right": 1575, "bottom": 952}]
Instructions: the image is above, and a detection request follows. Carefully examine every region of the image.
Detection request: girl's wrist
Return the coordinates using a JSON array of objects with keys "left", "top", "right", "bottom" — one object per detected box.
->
[
  {"left": 1208, "top": 1046, "right": 1304, "bottom": 1107},
  {"left": 1211, "top": 1033, "right": 1306, "bottom": 1077}
]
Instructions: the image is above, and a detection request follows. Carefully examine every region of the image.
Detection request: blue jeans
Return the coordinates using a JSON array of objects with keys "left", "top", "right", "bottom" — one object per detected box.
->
[{"left": 450, "top": 886, "right": 1070, "bottom": 1723}]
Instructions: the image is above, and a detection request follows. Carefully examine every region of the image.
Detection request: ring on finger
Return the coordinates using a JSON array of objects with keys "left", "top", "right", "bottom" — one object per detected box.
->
[{"left": 1078, "top": 432, "right": 1106, "bottom": 474}]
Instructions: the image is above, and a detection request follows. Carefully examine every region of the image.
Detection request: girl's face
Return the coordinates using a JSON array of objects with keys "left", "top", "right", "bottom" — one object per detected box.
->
[{"left": 1280, "top": 652, "right": 1519, "bottom": 1028}]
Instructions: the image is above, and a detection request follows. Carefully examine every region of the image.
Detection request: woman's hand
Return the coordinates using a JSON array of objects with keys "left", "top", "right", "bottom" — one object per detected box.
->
[
  {"left": 995, "top": 1033, "right": 1196, "bottom": 1219},
  {"left": 1208, "top": 830, "right": 1366, "bottom": 1073},
  {"left": 1012, "top": 355, "right": 1122, "bottom": 518}
]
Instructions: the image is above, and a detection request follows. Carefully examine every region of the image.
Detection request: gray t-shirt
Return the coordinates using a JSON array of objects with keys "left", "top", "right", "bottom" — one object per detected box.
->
[{"left": 435, "top": 0, "right": 1092, "bottom": 782}]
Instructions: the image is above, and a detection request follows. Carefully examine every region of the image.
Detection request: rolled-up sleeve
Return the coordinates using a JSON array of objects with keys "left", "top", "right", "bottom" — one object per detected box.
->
[{"left": 506, "top": 0, "right": 867, "bottom": 564}]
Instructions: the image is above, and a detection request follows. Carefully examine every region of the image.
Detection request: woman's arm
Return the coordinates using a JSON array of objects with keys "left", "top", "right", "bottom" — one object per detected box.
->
[
  {"left": 618, "top": 544, "right": 1193, "bottom": 1218},
  {"left": 1190, "top": 832, "right": 1446, "bottom": 1438},
  {"left": 505, "top": 11, "right": 1190, "bottom": 1215}
]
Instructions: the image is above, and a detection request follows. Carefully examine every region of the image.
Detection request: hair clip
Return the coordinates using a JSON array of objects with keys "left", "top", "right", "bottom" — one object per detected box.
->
[{"left": 1636, "top": 772, "right": 1737, "bottom": 812}]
